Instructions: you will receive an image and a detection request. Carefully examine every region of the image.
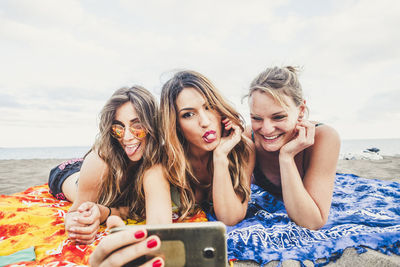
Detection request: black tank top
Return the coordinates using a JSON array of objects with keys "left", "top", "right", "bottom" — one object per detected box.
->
[{"left": 251, "top": 122, "right": 324, "bottom": 197}]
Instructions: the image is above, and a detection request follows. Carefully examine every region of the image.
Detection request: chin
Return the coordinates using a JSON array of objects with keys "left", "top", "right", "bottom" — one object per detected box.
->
[
  {"left": 128, "top": 150, "right": 144, "bottom": 162},
  {"left": 258, "top": 137, "right": 284, "bottom": 152},
  {"left": 207, "top": 138, "right": 221, "bottom": 151},
  {"left": 261, "top": 143, "right": 281, "bottom": 152}
]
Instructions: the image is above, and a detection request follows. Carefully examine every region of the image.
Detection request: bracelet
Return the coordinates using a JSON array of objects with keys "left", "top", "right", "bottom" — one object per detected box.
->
[{"left": 101, "top": 206, "right": 112, "bottom": 225}]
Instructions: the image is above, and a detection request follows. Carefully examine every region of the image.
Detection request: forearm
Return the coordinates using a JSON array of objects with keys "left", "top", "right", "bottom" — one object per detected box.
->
[
  {"left": 279, "top": 155, "right": 325, "bottom": 229},
  {"left": 212, "top": 156, "right": 247, "bottom": 225}
]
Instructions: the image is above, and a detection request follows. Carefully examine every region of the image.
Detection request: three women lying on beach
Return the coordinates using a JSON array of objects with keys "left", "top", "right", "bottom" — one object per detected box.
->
[{"left": 48, "top": 67, "right": 340, "bottom": 266}]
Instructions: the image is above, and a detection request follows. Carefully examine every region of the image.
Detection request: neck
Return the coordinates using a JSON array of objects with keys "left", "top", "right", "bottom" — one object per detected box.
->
[
  {"left": 128, "top": 159, "right": 140, "bottom": 169},
  {"left": 188, "top": 146, "right": 210, "bottom": 163},
  {"left": 256, "top": 146, "right": 280, "bottom": 161}
]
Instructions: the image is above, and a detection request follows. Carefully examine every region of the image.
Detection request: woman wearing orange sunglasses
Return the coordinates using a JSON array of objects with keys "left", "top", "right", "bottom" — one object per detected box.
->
[{"left": 48, "top": 86, "right": 172, "bottom": 244}]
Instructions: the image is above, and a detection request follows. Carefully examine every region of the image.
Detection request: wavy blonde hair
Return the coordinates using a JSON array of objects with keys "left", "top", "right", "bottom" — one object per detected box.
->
[
  {"left": 160, "top": 70, "right": 251, "bottom": 220},
  {"left": 92, "top": 86, "right": 160, "bottom": 221}
]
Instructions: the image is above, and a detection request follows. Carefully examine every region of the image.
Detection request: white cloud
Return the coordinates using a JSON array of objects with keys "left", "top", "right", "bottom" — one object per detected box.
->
[{"left": 1, "top": 0, "right": 399, "bottom": 147}]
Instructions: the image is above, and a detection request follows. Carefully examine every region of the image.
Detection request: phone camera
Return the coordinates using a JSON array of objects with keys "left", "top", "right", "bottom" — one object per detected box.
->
[{"left": 203, "top": 247, "right": 215, "bottom": 258}]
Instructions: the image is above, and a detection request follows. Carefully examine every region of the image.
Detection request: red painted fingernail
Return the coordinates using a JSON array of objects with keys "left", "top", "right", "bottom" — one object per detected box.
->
[
  {"left": 147, "top": 238, "right": 158, "bottom": 248},
  {"left": 134, "top": 230, "right": 145, "bottom": 239},
  {"left": 153, "top": 259, "right": 162, "bottom": 267}
]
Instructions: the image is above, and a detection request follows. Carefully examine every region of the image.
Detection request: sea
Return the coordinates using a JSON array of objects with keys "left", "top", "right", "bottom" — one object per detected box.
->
[{"left": 0, "top": 139, "right": 399, "bottom": 160}]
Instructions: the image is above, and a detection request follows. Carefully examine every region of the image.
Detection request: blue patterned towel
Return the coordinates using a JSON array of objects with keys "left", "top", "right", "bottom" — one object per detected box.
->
[{"left": 209, "top": 173, "right": 400, "bottom": 266}]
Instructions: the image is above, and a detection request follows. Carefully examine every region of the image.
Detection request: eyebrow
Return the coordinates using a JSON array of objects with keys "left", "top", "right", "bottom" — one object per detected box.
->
[
  {"left": 178, "top": 107, "right": 194, "bottom": 114},
  {"left": 178, "top": 102, "right": 209, "bottom": 114},
  {"left": 250, "top": 111, "right": 286, "bottom": 117},
  {"left": 112, "top": 118, "right": 140, "bottom": 125}
]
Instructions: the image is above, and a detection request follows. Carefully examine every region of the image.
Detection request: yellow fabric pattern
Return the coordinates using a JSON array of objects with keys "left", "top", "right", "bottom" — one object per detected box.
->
[{"left": 0, "top": 184, "right": 207, "bottom": 266}]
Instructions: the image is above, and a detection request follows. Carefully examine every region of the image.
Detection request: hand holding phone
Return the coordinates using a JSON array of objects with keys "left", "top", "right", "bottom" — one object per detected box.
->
[
  {"left": 110, "top": 221, "right": 227, "bottom": 267},
  {"left": 89, "top": 216, "right": 163, "bottom": 267}
]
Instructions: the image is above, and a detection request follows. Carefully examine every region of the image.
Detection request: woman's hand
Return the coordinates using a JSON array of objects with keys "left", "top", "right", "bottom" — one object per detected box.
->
[
  {"left": 89, "top": 216, "right": 163, "bottom": 267},
  {"left": 65, "top": 201, "right": 101, "bottom": 244},
  {"left": 214, "top": 118, "right": 242, "bottom": 158},
  {"left": 280, "top": 120, "right": 315, "bottom": 158}
]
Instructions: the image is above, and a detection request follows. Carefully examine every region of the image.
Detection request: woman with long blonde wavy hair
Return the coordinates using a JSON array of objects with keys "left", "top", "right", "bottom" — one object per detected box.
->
[
  {"left": 160, "top": 70, "right": 255, "bottom": 226},
  {"left": 48, "top": 86, "right": 172, "bottom": 244}
]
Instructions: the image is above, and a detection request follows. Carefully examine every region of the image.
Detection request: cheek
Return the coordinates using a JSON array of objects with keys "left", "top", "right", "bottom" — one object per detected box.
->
[
  {"left": 177, "top": 119, "right": 193, "bottom": 139},
  {"left": 286, "top": 117, "right": 299, "bottom": 130},
  {"left": 251, "top": 121, "right": 262, "bottom": 130}
]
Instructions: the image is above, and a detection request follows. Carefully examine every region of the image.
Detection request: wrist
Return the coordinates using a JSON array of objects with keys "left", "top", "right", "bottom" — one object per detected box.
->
[
  {"left": 279, "top": 152, "right": 294, "bottom": 163},
  {"left": 100, "top": 205, "right": 112, "bottom": 225},
  {"left": 213, "top": 153, "right": 229, "bottom": 166}
]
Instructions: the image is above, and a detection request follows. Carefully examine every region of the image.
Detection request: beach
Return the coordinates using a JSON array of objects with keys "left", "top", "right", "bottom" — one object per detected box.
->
[{"left": 0, "top": 157, "right": 399, "bottom": 266}]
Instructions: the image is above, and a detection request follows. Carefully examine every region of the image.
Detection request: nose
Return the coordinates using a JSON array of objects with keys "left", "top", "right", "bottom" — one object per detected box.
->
[
  {"left": 261, "top": 119, "right": 275, "bottom": 134},
  {"left": 123, "top": 127, "right": 134, "bottom": 141},
  {"left": 198, "top": 110, "right": 211, "bottom": 128}
]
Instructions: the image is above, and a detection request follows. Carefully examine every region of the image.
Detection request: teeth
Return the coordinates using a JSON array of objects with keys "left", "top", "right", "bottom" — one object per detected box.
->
[
  {"left": 263, "top": 135, "right": 279, "bottom": 140},
  {"left": 126, "top": 144, "right": 139, "bottom": 148}
]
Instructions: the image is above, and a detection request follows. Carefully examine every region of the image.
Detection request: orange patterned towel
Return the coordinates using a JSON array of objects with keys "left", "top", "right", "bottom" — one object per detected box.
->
[{"left": 0, "top": 184, "right": 207, "bottom": 266}]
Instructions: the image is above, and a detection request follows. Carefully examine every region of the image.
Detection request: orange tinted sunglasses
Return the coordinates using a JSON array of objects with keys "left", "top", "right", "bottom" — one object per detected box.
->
[{"left": 110, "top": 124, "right": 147, "bottom": 140}]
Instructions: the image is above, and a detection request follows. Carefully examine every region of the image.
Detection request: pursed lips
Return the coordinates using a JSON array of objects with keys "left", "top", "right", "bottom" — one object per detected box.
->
[{"left": 202, "top": 130, "right": 217, "bottom": 143}]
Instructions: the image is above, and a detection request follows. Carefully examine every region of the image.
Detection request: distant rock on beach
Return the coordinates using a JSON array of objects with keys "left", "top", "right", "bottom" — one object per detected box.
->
[{"left": 340, "top": 147, "right": 383, "bottom": 160}]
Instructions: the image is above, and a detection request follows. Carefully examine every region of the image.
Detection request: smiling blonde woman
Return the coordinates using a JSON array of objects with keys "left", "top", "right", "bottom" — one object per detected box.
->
[{"left": 245, "top": 66, "right": 341, "bottom": 230}]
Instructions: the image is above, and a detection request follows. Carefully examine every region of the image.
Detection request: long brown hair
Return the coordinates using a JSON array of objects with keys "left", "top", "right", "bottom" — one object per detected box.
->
[
  {"left": 160, "top": 70, "right": 251, "bottom": 219},
  {"left": 92, "top": 86, "right": 160, "bottom": 221}
]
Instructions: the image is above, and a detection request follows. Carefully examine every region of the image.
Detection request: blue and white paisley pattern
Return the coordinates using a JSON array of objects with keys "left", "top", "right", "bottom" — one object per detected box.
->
[{"left": 208, "top": 173, "right": 400, "bottom": 266}]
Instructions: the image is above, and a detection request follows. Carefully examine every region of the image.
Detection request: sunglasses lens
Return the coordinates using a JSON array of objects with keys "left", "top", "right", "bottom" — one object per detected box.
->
[
  {"left": 111, "top": 125, "right": 124, "bottom": 139},
  {"left": 130, "top": 126, "right": 147, "bottom": 139}
]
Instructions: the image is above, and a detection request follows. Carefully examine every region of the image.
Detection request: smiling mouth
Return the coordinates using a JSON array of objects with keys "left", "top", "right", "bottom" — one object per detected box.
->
[
  {"left": 262, "top": 133, "right": 284, "bottom": 141},
  {"left": 203, "top": 130, "right": 217, "bottom": 143}
]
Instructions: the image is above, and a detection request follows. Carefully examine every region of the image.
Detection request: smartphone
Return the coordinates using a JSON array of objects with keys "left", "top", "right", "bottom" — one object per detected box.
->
[{"left": 110, "top": 221, "right": 227, "bottom": 267}]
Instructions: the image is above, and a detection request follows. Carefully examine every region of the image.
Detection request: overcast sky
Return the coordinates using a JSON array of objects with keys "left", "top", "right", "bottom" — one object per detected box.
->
[{"left": 1, "top": 0, "right": 399, "bottom": 148}]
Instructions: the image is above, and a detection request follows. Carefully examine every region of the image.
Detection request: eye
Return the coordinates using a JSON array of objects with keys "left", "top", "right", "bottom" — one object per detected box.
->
[
  {"left": 273, "top": 115, "right": 286, "bottom": 120},
  {"left": 251, "top": 116, "right": 262, "bottom": 121},
  {"left": 182, "top": 112, "right": 195, "bottom": 119},
  {"left": 131, "top": 122, "right": 143, "bottom": 130}
]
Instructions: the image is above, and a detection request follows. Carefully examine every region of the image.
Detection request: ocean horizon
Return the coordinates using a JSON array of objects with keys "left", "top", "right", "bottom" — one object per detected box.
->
[{"left": 0, "top": 138, "right": 399, "bottom": 160}]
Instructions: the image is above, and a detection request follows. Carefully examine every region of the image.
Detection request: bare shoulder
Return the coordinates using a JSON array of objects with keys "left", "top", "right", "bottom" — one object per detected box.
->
[
  {"left": 83, "top": 150, "right": 108, "bottom": 168},
  {"left": 143, "top": 164, "right": 170, "bottom": 196},
  {"left": 305, "top": 123, "right": 340, "bottom": 164},
  {"left": 143, "top": 164, "right": 167, "bottom": 183},
  {"left": 80, "top": 150, "right": 109, "bottom": 182},
  {"left": 314, "top": 124, "right": 340, "bottom": 146}
]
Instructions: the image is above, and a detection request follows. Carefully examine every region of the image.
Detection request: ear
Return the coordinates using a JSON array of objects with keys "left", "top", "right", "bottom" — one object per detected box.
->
[{"left": 298, "top": 100, "right": 306, "bottom": 121}]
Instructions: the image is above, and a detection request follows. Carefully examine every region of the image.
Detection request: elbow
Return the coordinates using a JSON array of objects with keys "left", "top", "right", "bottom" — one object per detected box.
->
[
  {"left": 220, "top": 218, "right": 241, "bottom": 226},
  {"left": 297, "top": 217, "right": 328, "bottom": 230},
  {"left": 217, "top": 211, "right": 246, "bottom": 226}
]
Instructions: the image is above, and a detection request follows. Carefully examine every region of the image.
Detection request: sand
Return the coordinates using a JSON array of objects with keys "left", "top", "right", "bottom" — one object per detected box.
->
[{"left": 0, "top": 156, "right": 399, "bottom": 266}]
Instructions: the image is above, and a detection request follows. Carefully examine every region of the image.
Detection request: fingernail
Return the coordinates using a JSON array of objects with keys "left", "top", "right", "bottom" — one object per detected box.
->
[
  {"left": 153, "top": 259, "right": 163, "bottom": 267},
  {"left": 147, "top": 238, "right": 158, "bottom": 248},
  {"left": 134, "top": 230, "right": 145, "bottom": 239}
]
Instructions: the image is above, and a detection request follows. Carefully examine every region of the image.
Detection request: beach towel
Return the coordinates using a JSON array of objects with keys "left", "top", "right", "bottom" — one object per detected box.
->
[
  {"left": 2, "top": 174, "right": 399, "bottom": 266},
  {"left": 0, "top": 184, "right": 207, "bottom": 266},
  {"left": 215, "top": 173, "right": 400, "bottom": 266}
]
